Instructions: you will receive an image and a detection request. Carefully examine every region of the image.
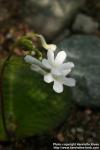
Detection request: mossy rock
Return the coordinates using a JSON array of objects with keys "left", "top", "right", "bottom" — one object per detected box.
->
[
  {"left": 0, "top": 56, "right": 73, "bottom": 141},
  {"left": 58, "top": 35, "right": 100, "bottom": 107}
]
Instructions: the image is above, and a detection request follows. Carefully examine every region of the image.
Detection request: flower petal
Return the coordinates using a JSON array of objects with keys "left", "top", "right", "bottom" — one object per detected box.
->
[
  {"left": 53, "top": 80, "right": 63, "bottom": 93},
  {"left": 47, "top": 51, "right": 54, "bottom": 65},
  {"left": 62, "top": 69, "right": 71, "bottom": 76},
  {"left": 58, "top": 62, "right": 74, "bottom": 75},
  {"left": 44, "top": 73, "right": 54, "bottom": 83},
  {"left": 51, "top": 68, "right": 62, "bottom": 76},
  {"left": 55, "top": 51, "right": 67, "bottom": 65},
  {"left": 52, "top": 68, "right": 71, "bottom": 76},
  {"left": 60, "top": 62, "right": 75, "bottom": 70},
  {"left": 30, "top": 64, "right": 47, "bottom": 75},
  {"left": 63, "top": 77, "right": 76, "bottom": 87},
  {"left": 42, "top": 59, "right": 51, "bottom": 69}
]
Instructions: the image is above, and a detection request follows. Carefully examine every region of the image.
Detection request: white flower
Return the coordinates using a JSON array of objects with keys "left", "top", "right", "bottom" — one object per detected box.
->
[
  {"left": 42, "top": 51, "right": 76, "bottom": 93},
  {"left": 24, "top": 51, "right": 76, "bottom": 93}
]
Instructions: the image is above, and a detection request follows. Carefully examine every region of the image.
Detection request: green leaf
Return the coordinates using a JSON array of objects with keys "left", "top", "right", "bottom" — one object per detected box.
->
[{"left": 1, "top": 56, "right": 73, "bottom": 140}]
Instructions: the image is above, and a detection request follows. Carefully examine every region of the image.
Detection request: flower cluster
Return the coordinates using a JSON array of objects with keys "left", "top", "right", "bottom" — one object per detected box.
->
[{"left": 24, "top": 36, "right": 76, "bottom": 93}]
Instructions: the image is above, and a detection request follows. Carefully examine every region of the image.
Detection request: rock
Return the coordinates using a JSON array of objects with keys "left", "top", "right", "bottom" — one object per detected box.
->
[
  {"left": 21, "top": 0, "right": 85, "bottom": 40},
  {"left": 73, "top": 13, "right": 99, "bottom": 33},
  {"left": 0, "top": 0, "right": 85, "bottom": 40},
  {"left": 58, "top": 35, "right": 100, "bottom": 107}
]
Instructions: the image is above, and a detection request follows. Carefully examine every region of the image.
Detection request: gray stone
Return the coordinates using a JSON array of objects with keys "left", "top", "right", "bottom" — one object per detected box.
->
[
  {"left": 58, "top": 35, "right": 100, "bottom": 107},
  {"left": 0, "top": 0, "right": 85, "bottom": 40},
  {"left": 73, "top": 13, "right": 99, "bottom": 33},
  {"left": 21, "top": 0, "right": 85, "bottom": 40}
]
